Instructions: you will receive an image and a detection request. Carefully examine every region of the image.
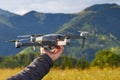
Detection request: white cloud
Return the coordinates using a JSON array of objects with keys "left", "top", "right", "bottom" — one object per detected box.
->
[{"left": 0, "top": 0, "right": 120, "bottom": 15}]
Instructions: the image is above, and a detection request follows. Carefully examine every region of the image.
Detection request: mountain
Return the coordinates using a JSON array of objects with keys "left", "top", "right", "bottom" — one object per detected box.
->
[
  {"left": 17, "top": 3, "right": 120, "bottom": 60},
  {"left": 58, "top": 3, "right": 120, "bottom": 37},
  {"left": 0, "top": 9, "right": 76, "bottom": 56},
  {"left": 56, "top": 3, "right": 120, "bottom": 60},
  {"left": 10, "top": 11, "right": 76, "bottom": 34},
  {"left": 84, "top": 3, "right": 120, "bottom": 38},
  {"left": 0, "top": 9, "right": 18, "bottom": 28},
  {"left": 20, "top": 4, "right": 120, "bottom": 60},
  {"left": 0, "top": 3, "right": 120, "bottom": 59},
  {"left": 0, "top": 8, "right": 17, "bottom": 17}
]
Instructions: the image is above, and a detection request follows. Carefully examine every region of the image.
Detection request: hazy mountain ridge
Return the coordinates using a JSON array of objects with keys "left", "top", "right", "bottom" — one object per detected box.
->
[{"left": 0, "top": 8, "right": 17, "bottom": 18}]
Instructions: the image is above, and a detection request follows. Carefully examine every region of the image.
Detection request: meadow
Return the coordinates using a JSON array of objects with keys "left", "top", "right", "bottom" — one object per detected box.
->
[{"left": 1, "top": 67, "right": 120, "bottom": 80}]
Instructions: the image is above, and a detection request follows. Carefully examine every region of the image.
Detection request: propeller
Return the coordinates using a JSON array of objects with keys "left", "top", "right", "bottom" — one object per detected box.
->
[
  {"left": 78, "top": 31, "right": 88, "bottom": 37},
  {"left": 17, "top": 34, "right": 43, "bottom": 38},
  {"left": 17, "top": 34, "right": 43, "bottom": 49},
  {"left": 78, "top": 31, "right": 88, "bottom": 33},
  {"left": 7, "top": 40, "right": 18, "bottom": 42},
  {"left": 17, "top": 35, "right": 31, "bottom": 38},
  {"left": 7, "top": 38, "right": 29, "bottom": 43}
]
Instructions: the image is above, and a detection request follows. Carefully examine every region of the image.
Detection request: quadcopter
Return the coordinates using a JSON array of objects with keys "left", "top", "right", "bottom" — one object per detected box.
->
[{"left": 8, "top": 31, "right": 88, "bottom": 50}]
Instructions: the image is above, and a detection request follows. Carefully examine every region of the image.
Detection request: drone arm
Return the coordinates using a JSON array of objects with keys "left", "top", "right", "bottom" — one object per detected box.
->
[
  {"left": 15, "top": 43, "right": 42, "bottom": 48},
  {"left": 21, "top": 43, "right": 42, "bottom": 46},
  {"left": 67, "top": 35, "right": 83, "bottom": 39},
  {"left": 15, "top": 41, "right": 57, "bottom": 48}
]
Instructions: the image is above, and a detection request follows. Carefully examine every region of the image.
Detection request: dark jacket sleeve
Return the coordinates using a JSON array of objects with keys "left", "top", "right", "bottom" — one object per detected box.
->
[{"left": 7, "top": 54, "right": 53, "bottom": 80}]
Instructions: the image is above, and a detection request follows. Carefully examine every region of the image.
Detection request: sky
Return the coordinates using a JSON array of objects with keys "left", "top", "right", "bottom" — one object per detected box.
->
[{"left": 0, "top": 0, "right": 120, "bottom": 15}]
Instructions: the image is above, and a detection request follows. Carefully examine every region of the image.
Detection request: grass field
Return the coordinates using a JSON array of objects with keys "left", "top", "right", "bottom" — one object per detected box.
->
[{"left": 1, "top": 67, "right": 120, "bottom": 80}]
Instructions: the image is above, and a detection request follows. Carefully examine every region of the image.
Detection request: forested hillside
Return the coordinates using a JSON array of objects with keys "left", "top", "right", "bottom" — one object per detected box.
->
[{"left": 57, "top": 3, "right": 120, "bottom": 60}]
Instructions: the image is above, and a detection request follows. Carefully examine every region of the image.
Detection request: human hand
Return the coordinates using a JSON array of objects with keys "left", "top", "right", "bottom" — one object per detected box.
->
[{"left": 40, "top": 46, "right": 64, "bottom": 62}]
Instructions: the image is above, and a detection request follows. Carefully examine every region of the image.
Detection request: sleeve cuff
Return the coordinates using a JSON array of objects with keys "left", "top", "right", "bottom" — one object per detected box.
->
[{"left": 40, "top": 54, "right": 53, "bottom": 67}]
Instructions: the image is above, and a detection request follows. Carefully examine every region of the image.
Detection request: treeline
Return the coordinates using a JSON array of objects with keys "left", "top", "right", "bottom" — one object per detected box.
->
[{"left": 0, "top": 49, "right": 120, "bottom": 69}]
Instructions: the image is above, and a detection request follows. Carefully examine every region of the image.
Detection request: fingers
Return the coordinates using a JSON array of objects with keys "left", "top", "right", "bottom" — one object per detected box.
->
[
  {"left": 43, "top": 47, "right": 55, "bottom": 54},
  {"left": 53, "top": 46, "right": 64, "bottom": 54},
  {"left": 40, "top": 46, "right": 64, "bottom": 62},
  {"left": 41, "top": 46, "right": 64, "bottom": 54}
]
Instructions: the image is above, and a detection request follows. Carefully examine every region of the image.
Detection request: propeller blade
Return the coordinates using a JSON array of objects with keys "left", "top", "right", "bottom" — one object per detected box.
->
[
  {"left": 18, "top": 34, "right": 43, "bottom": 38},
  {"left": 78, "top": 31, "right": 88, "bottom": 33},
  {"left": 17, "top": 35, "right": 31, "bottom": 38},
  {"left": 19, "top": 38, "right": 30, "bottom": 41},
  {"left": 7, "top": 38, "right": 29, "bottom": 43},
  {"left": 7, "top": 40, "right": 17, "bottom": 42}
]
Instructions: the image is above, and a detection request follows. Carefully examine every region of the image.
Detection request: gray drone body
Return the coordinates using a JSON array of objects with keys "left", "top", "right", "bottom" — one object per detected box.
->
[
  {"left": 8, "top": 31, "right": 88, "bottom": 49},
  {"left": 15, "top": 34, "right": 70, "bottom": 48}
]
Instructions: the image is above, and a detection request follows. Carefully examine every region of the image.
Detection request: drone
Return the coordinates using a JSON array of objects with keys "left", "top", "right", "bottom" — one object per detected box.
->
[{"left": 8, "top": 31, "right": 88, "bottom": 50}]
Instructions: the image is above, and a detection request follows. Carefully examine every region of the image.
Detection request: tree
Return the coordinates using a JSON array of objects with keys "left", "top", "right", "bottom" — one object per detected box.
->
[
  {"left": 0, "top": 56, "right": 20, "bottom": 68},
  {"left": 61, "top": 56, "right": 74, "bottom": 69},
  {"left": 91, "top": 50, "right": 120, "bottom": 68},
  {"left": 76, "top": 57, "right": 89, "bottom": 69},
  {"left": 0, "top": 56, "right": 3, "bottom": 63}
]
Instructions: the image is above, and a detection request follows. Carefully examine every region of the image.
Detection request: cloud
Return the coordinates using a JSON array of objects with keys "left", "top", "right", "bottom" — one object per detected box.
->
[{"left": 0, "top": 0, "right": 120, "bottom": 15}]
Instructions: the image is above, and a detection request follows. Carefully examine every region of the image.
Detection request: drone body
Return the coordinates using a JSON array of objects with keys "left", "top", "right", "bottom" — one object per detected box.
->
[{"left": 8, "top": 31, "right": 88, "bottom": 49}]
